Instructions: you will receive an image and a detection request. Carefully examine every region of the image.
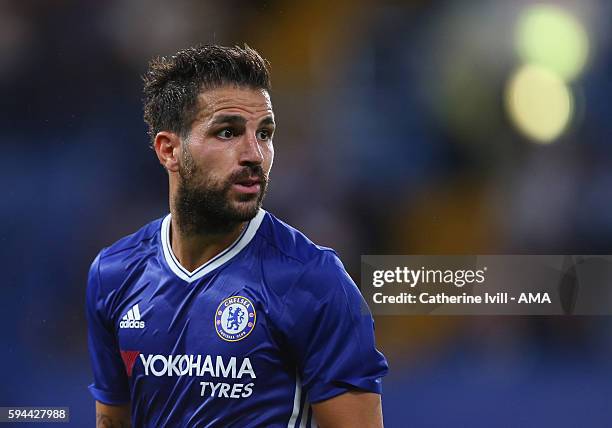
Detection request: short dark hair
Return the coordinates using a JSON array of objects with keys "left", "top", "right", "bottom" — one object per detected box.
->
[{"left": 143, "top": 44, "right": 271, "bottom": 144}]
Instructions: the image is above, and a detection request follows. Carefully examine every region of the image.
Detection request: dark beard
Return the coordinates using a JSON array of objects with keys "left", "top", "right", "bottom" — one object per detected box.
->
[{"left": 174, "top": 153, "right": 268, "bottom": 236}]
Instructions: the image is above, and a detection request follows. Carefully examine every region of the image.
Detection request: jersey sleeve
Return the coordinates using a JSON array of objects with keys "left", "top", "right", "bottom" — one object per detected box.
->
[
  {"left": 279, "top": 251, "right": 389, "bottom": 403},
  {"left": 85, "top": 253, "right": 130, "bottom": 405}
]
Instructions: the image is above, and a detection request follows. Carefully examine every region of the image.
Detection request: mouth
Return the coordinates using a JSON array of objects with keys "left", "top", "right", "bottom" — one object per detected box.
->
[{"left": 232, "top": 177, "right": 262, "bottom": 194}]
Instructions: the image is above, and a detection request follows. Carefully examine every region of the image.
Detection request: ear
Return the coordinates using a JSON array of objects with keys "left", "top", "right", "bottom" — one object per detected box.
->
[{"left": 154, "top": 131, "right": 181, "bottom": 173}]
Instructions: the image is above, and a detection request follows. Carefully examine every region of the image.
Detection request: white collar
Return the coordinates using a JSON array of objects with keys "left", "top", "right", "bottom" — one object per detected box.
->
[{"left": 160, "top": 209, "right": 266, "bottom": 283}]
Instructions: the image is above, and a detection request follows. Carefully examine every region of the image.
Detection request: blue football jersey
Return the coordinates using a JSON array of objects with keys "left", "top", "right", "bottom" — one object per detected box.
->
[{"left": 86, "top": 209, "right": 388, "bottom": 427}]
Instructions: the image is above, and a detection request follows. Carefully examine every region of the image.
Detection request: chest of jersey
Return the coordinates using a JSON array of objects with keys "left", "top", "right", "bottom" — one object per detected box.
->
[{"left": 114, "top": 266, "right": 290, "bottom": 403}]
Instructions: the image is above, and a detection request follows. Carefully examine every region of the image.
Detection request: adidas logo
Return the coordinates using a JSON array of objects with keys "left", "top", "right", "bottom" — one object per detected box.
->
[{"left": 119, "top": 304, "right": 145, "bottom": 329}]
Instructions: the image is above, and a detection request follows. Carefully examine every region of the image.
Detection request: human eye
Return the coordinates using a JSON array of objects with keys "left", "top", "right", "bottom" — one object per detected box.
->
[
  {"left": 216, "top": 128, "right": 234, "bottom": 140},
  {"left": 256, "top": 129, "right": 273, "bottom": 141}
]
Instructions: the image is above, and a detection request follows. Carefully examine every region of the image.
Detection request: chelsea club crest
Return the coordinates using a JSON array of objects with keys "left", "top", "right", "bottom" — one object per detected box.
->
[{"left": 215, "top": 296, "right": 256, "bottom": 342}]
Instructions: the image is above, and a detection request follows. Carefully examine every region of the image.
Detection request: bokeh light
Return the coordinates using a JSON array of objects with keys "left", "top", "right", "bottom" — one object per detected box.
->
[
  {"left": 515, "top": 4, "right": 589, "bottom": 81},
  {"left": 506, "top": 64, "right": 573, "bottom": 143}
]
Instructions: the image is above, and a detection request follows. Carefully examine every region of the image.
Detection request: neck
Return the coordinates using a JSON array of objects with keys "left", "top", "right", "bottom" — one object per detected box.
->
[{"left": 169, "top": 215, "right": 247, "bottom": 272}]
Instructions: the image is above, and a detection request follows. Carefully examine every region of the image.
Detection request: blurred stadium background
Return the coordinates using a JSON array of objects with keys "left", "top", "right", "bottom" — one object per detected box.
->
[{"left": 2, "top": 0, "right": 612, "bottom": 426}]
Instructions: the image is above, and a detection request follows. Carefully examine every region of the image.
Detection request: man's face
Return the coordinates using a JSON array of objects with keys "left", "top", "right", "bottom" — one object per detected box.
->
[{"left": 174, "top": 85, "right": 275, "bottom": 233}]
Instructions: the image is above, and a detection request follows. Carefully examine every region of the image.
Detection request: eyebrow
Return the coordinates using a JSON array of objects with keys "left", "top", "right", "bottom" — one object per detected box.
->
[
  {"left": 259, "top": 116, "right": 275, "bottom": 127},
  {"left": 210, "top": 115, "right": 246, "bottom": 127},
  {"left": 209, "top": 114, "right": 275, "bottom": 127}
]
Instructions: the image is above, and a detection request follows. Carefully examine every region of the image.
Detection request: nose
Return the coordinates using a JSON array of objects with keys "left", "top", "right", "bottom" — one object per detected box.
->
[{"left": 238, "top": 132, "right": 264, "bottom": 166}]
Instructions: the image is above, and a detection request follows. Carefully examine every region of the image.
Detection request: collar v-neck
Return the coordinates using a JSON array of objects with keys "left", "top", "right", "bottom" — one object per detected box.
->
[{"left": 160, "top": 209, "right": 266, "bottom": 283}]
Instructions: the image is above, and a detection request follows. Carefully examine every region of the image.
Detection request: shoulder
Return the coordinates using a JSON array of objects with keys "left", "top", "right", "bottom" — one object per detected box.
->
[
  {"left": 257, "top": 211, "right": 352, "bottom": 298},
  {"left": 258, "top": 211, "right": 339, "bottom": 265},
  {"left": 89, "top": 216, "right": 164, "bottom": 293},
  {"left": 100, "top": 216, "right": 163, "bottom": 259}
]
